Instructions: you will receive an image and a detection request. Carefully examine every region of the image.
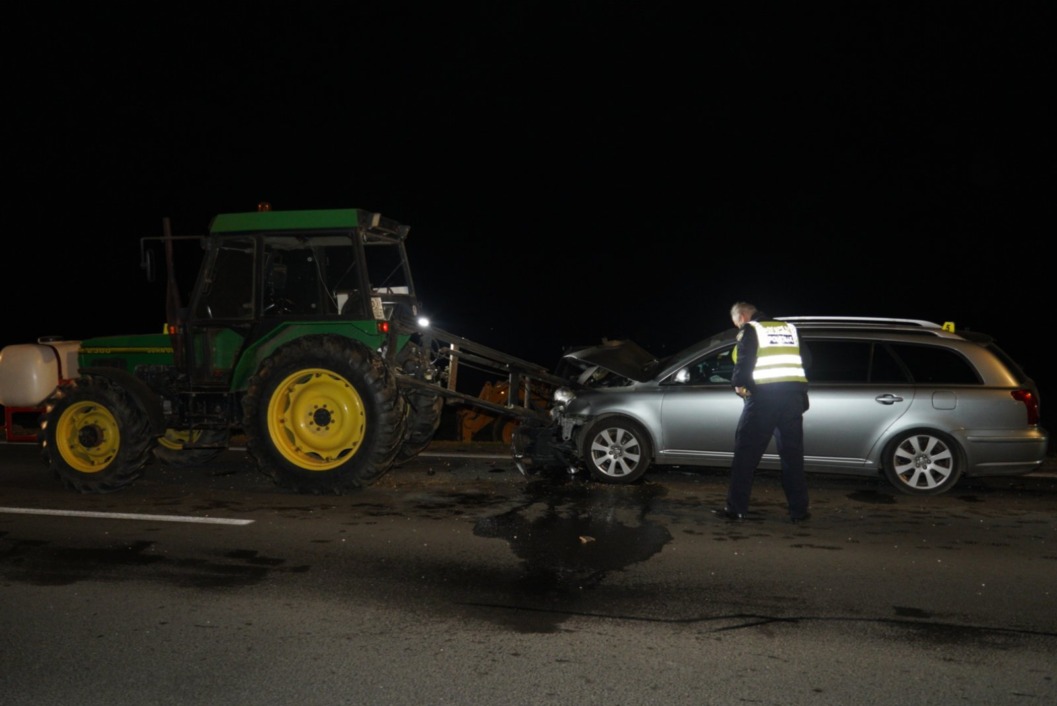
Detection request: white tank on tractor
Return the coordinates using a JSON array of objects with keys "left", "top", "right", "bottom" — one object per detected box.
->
[{"left": 0, "top": 338, "right": 81, "bottom": 408}]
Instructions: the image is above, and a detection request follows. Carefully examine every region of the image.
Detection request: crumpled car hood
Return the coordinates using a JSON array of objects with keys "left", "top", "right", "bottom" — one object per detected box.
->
[{"left": 562, "top": 339, "right": 658, "bottom": 383}]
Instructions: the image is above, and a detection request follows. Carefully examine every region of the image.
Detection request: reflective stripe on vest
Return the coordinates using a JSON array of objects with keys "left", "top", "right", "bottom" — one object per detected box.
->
[{"left": 747, "top": 321, "right": 808, "bottom": 384}]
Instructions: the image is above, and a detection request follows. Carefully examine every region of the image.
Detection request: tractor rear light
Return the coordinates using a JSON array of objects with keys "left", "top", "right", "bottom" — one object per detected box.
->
[
  {"left": 1011, "top": 389, "right": 1040, "bottom": 425},
  {"left": 377, "top": 321, "right": 390, "bottom": 334}
]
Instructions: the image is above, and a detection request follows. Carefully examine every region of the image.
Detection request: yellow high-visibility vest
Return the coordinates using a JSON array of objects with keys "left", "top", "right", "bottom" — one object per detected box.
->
[{"left": 747, "top": 321, "right": 808, "bottom": 384}]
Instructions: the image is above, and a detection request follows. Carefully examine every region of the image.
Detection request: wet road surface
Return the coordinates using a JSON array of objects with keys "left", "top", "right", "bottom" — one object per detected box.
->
[{"left": 1, "top": 441, "right": 1055, "bottom": 704}]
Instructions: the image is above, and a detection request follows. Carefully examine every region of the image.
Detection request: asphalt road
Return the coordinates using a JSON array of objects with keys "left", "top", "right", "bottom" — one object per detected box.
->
[{"left": 1, "top": 441, "right": 1055, "bottom": 705}]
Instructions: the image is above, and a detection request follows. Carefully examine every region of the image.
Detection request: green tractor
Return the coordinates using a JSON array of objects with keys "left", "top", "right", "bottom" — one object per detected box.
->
[{"left": 20, "top": 205, "right": 559, "bottom": 494}]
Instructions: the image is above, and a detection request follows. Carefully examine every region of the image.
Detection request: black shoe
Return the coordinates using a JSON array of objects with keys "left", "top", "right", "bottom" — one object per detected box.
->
[
  {"left": 713, "top": 507, "right": 744, "bottom": 521},
  {"left": 790, "top": 512, "right": 812, "bottom": 524}
]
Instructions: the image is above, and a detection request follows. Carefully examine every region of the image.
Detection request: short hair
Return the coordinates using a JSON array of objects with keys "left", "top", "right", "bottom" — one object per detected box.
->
[{"left": 730, "top": 301, "right": 757, "bottom": 319}]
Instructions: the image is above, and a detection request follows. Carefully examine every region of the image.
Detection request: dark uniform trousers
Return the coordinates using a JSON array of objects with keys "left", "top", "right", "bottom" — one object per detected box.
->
[{"left": 726, "top": 385, "right": 809, "bottom": 517}]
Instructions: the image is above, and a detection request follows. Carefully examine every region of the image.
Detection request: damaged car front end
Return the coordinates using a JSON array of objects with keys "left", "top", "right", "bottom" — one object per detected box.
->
[{"left": 512, "top": 337, "right": 699, "bottom": 483}]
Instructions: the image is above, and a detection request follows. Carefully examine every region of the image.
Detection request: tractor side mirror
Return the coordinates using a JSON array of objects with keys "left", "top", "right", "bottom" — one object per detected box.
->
[{"left": 140, "top": 241, "right": 156, "bottom": 283}]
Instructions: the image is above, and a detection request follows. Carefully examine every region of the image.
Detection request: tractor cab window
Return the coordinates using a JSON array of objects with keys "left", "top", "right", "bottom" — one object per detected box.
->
[
  {"left": 194, "top": 237, "right": 254, "bottom": 320},
  {"left": 362, "top": 232, "right": 416, "bottom": 323},
  {"left": 316, "top": 238, "right": 365, "bottom": 316},
  {"left": 261, "top": 238, "right": 341, "bottom": 316}
]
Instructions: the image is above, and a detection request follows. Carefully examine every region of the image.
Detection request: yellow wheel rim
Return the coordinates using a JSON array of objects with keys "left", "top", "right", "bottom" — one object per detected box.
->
[
  {"left": 157, "top": 428, "right": 202, "bottom": 451},
  {"left": 55, "top": 400, "right": 120, "bottom": 474},
  {"left": 266, "top": 367, "right": 367, "bottom": 471}
]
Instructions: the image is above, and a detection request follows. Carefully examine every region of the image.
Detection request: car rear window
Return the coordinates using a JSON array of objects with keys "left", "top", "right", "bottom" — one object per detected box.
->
[
  {"left": 803, "top": 339, "right": 980, "bottom": 385},
  {"left": 888, "top": 343, "right": 981, "bottom": 384},
  {"left": 980, "top": 341, "right": 1032, "bottom": 385}
]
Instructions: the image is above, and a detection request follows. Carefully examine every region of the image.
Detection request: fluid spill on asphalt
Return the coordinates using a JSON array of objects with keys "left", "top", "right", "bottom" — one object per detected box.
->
[
  {"left": 472, "top": 480, "right": 672, "bottom": 596},
  {"left": 0, "top": 534, "right": 307, "bottom": 588}
]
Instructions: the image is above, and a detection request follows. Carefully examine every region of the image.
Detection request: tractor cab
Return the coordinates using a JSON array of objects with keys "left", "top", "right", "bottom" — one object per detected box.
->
[{"left": 154, "top": 207, "right": 423, "bottom": 390}]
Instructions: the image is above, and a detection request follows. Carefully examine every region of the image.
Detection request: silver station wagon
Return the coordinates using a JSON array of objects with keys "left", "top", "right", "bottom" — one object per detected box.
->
[{"left": 513, "top": 317, "right": 1049, "bottom": 496}]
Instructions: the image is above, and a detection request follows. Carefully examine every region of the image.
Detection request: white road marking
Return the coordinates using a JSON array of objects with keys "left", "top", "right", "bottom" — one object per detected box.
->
[{"left": 0, "top": 507, "right": 253, "bottom": 525}]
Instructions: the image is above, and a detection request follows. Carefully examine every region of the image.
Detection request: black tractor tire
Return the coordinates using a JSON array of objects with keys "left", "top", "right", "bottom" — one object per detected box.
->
[
  {"left": 152, "top": 428, "right": 230, "bottom": 467},
  {"left": 242, "top": 335, "right": 408, "bottom": 494},
  {"left": 882, "top": 429, "right": 964, "bottom": 496},
  {"left": 39, "top": 375, "right": 153, "bottom": 493},
  {"left": 392, "top": 341, "right": 443, "bottom": 465},
  {"left": 393, "top": 389, "right": 443, "bottom": 465},
  {"left": 580, "top": 416, "right": 653, "bottom": 484}
]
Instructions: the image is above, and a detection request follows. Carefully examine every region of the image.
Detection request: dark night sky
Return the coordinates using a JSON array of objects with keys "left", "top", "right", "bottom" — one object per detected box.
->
[{"left": 7, "top": 3, "right": 1054, "bottom": 430}]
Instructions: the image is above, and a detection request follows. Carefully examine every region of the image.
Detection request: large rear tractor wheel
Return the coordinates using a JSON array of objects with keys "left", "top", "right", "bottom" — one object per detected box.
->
[
  {"left": 40, "top": 376, "right": 153, "bottom": 493},
  {"left": 242, "top": 335, "right": 408, "bottom": 494},
  {"left": 152, "top": 428, "right": 229, "bottom": 467}
]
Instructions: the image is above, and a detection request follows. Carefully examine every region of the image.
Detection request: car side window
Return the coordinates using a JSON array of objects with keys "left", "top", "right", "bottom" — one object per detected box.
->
[
  {"left": 804, "top": 340, "right": 912, "bottom": 383},
  {"left": 889, "top": 343, "right": 981, "bottom": 384},
  {"left": 869, "top": 345, "right": 909, "bottom": 383},
  {"left": 803, "top": 340, "right": 871, "bottom": 382},
  {"left": 676, "top": 347, "right": 736, "bottom": 385}
]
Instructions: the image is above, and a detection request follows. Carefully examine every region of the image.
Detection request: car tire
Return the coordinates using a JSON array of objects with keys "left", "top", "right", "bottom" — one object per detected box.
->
[
  {"left": 581, "top": 417, "right": 652, "bottom": 484},
  {"left": 882, "top": 429, "right": 964, "bottom": 496}
]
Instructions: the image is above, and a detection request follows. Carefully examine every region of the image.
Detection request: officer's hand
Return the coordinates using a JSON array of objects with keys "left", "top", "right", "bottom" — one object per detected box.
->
[{"left": 735, "top": 386, "right": 751, "bottom": 398}]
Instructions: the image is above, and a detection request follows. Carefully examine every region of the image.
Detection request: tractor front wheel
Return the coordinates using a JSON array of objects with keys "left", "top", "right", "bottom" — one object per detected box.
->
[{"left": 40, "top": 375, "right": 153, "bottom": 493}]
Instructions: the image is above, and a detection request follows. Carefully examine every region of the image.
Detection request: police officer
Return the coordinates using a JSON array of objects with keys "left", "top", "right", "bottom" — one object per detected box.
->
[{"left": 715, "top": 302, "right": 811, "bottom": 522}]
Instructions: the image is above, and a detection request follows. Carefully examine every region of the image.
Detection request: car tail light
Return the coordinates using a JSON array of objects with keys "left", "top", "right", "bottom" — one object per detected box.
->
[{"left": 1011, "top": 389, "right": 1040, "bottom": 425}]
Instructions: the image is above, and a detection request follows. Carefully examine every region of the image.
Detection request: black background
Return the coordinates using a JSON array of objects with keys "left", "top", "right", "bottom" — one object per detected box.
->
[{"left": 6, "top": 3, "right": 1053, "bottom": 439}]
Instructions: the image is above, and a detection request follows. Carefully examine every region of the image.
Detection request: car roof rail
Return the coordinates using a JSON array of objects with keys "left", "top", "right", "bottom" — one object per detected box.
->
[{"left": 777, "top": 316, "right": 944, "bottom": 329}]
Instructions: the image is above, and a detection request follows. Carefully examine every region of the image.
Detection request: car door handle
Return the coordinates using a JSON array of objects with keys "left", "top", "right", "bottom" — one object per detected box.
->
[{"left": 874, "top": 394, "right": 904, "bottom": 405}]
